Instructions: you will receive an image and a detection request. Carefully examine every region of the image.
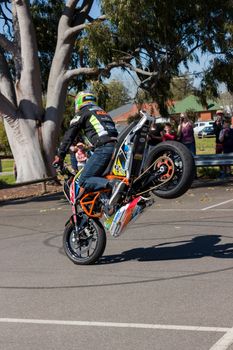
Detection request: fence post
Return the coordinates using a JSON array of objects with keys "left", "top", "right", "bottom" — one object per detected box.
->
[{"left": 41, "top": 175, "right": 47, "bottom": 193}]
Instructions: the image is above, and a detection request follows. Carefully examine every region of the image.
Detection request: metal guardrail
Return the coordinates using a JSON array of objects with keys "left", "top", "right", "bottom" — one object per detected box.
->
[
  {"left": 1, "top": 154, "right": 233, "bottom": 190},
  {"left": 194, "top": 153, "right": 233, "bottom": 167},
  {"left": 0, "top": 176, "right": 58, "bottom": 191}
]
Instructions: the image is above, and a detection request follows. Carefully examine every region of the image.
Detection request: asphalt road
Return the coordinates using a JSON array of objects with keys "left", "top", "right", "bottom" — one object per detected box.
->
[{"left": 1, "top": 182, "right": 233, "bottom": 350}]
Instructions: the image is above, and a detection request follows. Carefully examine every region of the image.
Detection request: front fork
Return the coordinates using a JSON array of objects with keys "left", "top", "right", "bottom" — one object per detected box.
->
[
  {"left": 66, "top": 205, "right": 89, "bottom": 238},
  {"left": 72, "top": 205, "right": 79, "bottom": 233}
]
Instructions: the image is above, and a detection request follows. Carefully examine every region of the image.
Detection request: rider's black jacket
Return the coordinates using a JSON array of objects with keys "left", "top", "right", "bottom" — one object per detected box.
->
[{"left": 58, "top": 105, "right": 118, "bottom": 159}]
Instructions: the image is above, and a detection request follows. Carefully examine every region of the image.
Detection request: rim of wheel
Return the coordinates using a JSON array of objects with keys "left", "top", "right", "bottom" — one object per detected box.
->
[
  {"left": 153, "top": 154, "right": 175, "bottom": 181},
  {"left": 68, "top": 224, "right": 98, "bottom": 260}
]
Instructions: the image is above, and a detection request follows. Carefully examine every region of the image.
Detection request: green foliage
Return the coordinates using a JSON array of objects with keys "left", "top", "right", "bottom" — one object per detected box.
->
[
  {"left": 92, "top": 80, "right": 130, "bottom": 111},
  {"left": 60, "top": 94, "right": 76, "bottom": 138},
  {"left": 92, "top": 81, "right": 109, "bottom": 110},
  {"left": 105, "top": 80, "right": 130, "bottom": 111},
  {"left": 134, "top": 89, "right": 151, "bottom": 104},
  {"left": 0, "top": 120, "right": 11, "bottom": 155},
  {"left": 82, "top": 22, "right": 115, "bottom": 67},
  {"left": 101, "top": 0, "right": 233, "bottom": 112},
  {"left": 170, "top": 75, "right": 194, "bottom": 101}
]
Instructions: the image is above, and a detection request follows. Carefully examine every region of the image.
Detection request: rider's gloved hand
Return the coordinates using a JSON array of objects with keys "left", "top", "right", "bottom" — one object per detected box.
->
[{"left": 52, "top": 155, "right": 63, "bottom": 169}]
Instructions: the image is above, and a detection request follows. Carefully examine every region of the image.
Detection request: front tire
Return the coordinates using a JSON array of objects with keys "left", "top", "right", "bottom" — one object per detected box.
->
[
  {"left": 145, "top": 141, "right": 195, "bottom": 199},
  {"left": 63, "top": 219, "right": 106, "bottom": 265}
]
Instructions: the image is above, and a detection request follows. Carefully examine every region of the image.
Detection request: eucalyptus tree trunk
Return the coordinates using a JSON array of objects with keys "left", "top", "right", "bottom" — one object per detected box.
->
[
  {"left": 0, "top": 0, "right": 46, "bottom": 182},
  {"left": 0, "top": 0, "right": 149, "bottom": 182},
  {"left": 0, "top": 0, "right": 97, "bottom": 182}
]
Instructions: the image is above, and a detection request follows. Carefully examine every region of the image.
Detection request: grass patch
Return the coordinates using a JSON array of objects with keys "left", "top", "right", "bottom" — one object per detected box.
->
[
  {"left": 0, "top": 159, "right": 15, "bottom": 187},
  {"left": 195, "top": 136, "right": 215, "bottom": 155},
  {"left": 1, "top": 159, "right": 14, "bottom": 172},
  {"left": 0, "top": 174, "right": 15, "bottom": 188},
  {"left": 197, "top": 166, "right": 220, "bottom": 179}
]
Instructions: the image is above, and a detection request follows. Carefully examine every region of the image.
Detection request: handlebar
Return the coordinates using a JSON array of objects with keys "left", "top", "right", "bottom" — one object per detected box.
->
[{"left": 53, "top": 163, "right": 75, "bottom": 177}]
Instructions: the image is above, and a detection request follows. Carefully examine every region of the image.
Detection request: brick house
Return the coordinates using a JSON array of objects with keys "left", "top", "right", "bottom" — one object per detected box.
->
[
  {"left": 108, "top": 95, "right": 222, "bottom": 126},
  {"left": 109, "top": 102, "right": 170, "bottom": 125}
]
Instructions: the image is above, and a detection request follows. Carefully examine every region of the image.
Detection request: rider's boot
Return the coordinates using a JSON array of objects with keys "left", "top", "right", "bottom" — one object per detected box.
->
[
  {"left": 100, "top": 180, "right": 126, "bottom": 217},
  {"left": 99, "top": 192, "right": 114, "bottom": 216},
  {"left": 108, "top": 180, "right": 126, "bottom": 207}
]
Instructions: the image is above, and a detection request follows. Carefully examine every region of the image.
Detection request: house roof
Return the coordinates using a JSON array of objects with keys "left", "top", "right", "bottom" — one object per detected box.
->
[
  {"left": 169, "top": 95, "right": 220, "bottom": 114},
  {"left": 108, "top": 103, "right": 134, "bottom": 118},
  {"left": 109, "top": 102, "right": 160, "bottom": 123}
]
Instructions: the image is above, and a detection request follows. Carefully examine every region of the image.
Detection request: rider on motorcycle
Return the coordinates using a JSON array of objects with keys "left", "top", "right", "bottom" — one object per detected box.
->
[{"left": 53, "top": 91, "right": 123, "bottom": 208}]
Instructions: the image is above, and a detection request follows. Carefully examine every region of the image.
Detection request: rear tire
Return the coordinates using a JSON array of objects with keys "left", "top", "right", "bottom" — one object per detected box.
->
[
  {"left": 145, "top": 141, "right": 195, "bottom": 199},
  {"left": 63, "top": 219, "right": 106, "bottom": 265}
]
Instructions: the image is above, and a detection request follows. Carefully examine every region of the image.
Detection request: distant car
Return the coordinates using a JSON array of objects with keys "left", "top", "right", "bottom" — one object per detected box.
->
[
  {"left": 198, "top": 126, "right": 215, "bottom": 138},
  {"left": 194, "top": 121, "right": 214, "bottom": 135}
]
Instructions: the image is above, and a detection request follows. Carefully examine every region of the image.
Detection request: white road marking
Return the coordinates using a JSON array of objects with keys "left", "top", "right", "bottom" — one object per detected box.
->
[
  {"left": 0, "top": 318, "right": 230, "bottom": 333},
  {"left": 209, "top": 328, "right": 233, "bottom": 350},
  {"left": 202, "top": 198, "right": 233, "bottom": 211},
  {"left": 1, "top": 207, "right": 233, "bottom": 213},
  {"left": 149, "top": 208, "right": 233, "bottom": 212}
]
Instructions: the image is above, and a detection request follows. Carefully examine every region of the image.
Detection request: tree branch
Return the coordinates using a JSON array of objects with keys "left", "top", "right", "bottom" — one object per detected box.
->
[
  {"left": 61, "top": 0, "right": 93, "bottom": 30},
  {"left": 64, "top": 59, "right": 158, "bottom": 82},
  {"left": 0, "top": 34, "right": 15, "bottom": 53},
  {"left": 79, "top": 0, "right": 94, "bottom": 14},
  {"left": 65, "top": 14, "right": 106, "bottom": 38},
  {"left": 0, "top": 49, "right": 17, "bottom": 106}
]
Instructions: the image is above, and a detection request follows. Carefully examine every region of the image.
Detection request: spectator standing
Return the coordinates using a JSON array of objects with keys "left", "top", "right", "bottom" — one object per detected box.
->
[
  {"left": 148, "top": 122, "right": 163, "bottom": 146},
  {"left": 213, "top": 110, "right": 225, "bottom": 178},
  {"left": 219, "top": 118, "right": 233, "bottom": 177},
  {"left": 70, "top": 141, "right": 88, "bottom": 172},
  {"left": 177, "top": 113, "right": 196, "bottom": 155},
  {"left": 70, "top": 142, "right": 78, "bottom": 171},
  {"left": 161, "top": 122, "right": 177, "bottom": 141},
  {"left": 213, "top": 110, "right": 224, "bottom": 154},
  {"left": 76, "top": 142, "right": 88, "bottom": 171}
]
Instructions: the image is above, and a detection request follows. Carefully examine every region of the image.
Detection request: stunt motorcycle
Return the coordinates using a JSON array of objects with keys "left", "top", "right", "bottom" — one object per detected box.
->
[{"left": 55, "top": 111, "right": 195, "bottom": 265}]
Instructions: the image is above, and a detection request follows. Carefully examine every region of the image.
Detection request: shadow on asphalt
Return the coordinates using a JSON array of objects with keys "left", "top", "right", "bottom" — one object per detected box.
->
[
  {"left": 100, "top": 235, "right": 233, "bottom": 264},
  {"left": 1, "top": 235, "right": 233, "bottom": 290}
]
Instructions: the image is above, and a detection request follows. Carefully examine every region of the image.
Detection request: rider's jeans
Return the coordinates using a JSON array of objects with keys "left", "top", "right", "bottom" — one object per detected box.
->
[{"left": 78, "top": 143, "right": 115, "bottom": 192}]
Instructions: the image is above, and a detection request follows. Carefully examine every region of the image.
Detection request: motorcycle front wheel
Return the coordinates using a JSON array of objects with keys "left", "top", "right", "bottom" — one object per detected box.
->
[
  {"left": 63, "top": 219, "right": 106, "bottom": 265},
  {"left": 145, "top": 141, "right": 195, "bottom": 199}
]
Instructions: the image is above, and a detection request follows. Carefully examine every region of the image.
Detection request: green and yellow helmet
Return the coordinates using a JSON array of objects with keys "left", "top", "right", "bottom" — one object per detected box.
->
[{"left": 75, "top": 91, "right": 97, "bottom": 112}]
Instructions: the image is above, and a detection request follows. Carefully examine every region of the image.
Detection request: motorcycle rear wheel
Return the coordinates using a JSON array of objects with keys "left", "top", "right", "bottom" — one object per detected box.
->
[
  {"left": 63, "top": 219, "right": 106, "bottom": 265},
  {"left": 145, "top": 141, "right": 195, "bottom": 199}
]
